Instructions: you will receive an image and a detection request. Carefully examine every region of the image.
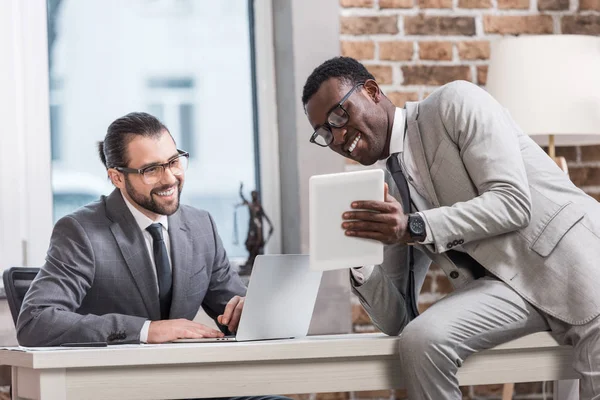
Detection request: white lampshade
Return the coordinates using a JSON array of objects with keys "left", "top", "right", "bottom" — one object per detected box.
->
[{"left": 487, "top": 35, "right": 600, "bottom": 146}]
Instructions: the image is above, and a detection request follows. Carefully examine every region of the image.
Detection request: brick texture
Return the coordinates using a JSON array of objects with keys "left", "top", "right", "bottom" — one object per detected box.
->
[
  {"left": 337, "top": 1, "right": 600, "bottom": 399},
  {"left": 402, "top": 65, "right": 471, "bottom": 85},
  {"left": 562, "top": 15, "right": 600, "bottom": 34},
  {"left": 569, "top": 167, "right": 600, "bottom": 187},
  {"left": 538, "top": 0, "right": 570, "bottom": 10},
  {"left": 484, "top": 15, "right": 554, "bottom": 34},
  {"left": 580, "top": 0, "right": 600, "bottom": 9},
  {"left": 404, "top": 15, "right": 476, "bottom": 36},
  {"left": 380, "top": 0, "right": 414, "bottom": 7},
  {"left": 477, "top": 65, "right": 488, "bottom": 85},
  {"left": 419, "top": 41, "right": 453, "bottom": 60},
  {"left": 418, "top": 0, "right": 453, "bottom": 8},
  {"left": 340, "top": 0, "right": 374, "bottom": 7},
  {"left": 458, "top": 41, "right": 490, "bottom": 60},
  {"left": 341, "top": 41, "right": 375, "bottom": 60},
  {"left": 459, "top": 0, "right": 493, "bottom": 7},
  {"left": 366, "top": 65, "right": 393, "bottom": 84},
  {"left": 582, "top": 145, "right": 600, "bottom": 162},
  {"left": 379, "top": 41, "right": 413, "bottom": 61},
  {"left": 386, "top": 91, "right": 419, "bottom": 107},
  {"left": 341, "top": 16, "right": 399, "bottom": 35},
  {"left": 497, "top": 0, "right": 530, "bottom": 8}
]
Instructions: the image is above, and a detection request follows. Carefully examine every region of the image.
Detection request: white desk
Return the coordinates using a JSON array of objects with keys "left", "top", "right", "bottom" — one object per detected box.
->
[{"left": 0, "top": 332, "right": 578, "bottom": 400}]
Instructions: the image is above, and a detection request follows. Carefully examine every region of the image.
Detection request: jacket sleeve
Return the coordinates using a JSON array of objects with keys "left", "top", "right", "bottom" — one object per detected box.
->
[
  {"left": 351, "top": 243, "right": 431, "bottom": 336},
  {"left": 422, "top": 81, "right": 532, "bottom": 254},
  {"left": 200, "top": 213, "right": 247, "bottom": 326},
  {"left": 16, "top": 216, "right": 146, "bottom": 347}
]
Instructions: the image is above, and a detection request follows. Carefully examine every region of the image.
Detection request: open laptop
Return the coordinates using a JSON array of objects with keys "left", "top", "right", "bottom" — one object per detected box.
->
[{"left": 172, "top": 254, "right": 322, "bottom": 342}]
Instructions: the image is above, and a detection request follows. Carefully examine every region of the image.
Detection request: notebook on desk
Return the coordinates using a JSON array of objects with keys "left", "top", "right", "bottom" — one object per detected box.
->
[{"left": 172, "top": 254, "right": 322, "bottom": 343}]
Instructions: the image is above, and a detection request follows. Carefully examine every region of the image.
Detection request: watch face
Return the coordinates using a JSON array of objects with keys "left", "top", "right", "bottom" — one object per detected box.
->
[{"left": 409, "top": 216, "right": 425, "bottom": 236}]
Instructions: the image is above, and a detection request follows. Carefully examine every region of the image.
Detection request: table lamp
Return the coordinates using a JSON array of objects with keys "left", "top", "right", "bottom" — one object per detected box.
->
[{"left": 486, "top": 35, "right": 600, "bottom": 173}]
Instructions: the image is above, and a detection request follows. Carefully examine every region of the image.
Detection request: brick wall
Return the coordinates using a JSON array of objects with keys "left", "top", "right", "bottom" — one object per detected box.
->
[{"left": 337, "top": 0, "right": 600, "bottom": 399}]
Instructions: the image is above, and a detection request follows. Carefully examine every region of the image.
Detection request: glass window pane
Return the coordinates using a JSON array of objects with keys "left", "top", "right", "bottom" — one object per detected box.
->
[
  {"left": 179, "top": 103, "right": 194, "bottom": 155},
  {"left": 47, "top": 0, "right": 257, "bottom": 258}
]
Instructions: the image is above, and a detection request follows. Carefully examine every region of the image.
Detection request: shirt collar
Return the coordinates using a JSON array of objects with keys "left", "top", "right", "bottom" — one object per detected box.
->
[
  {"left": 121, "top": 191, "right": 169, "bottom": 232},
  {"left": 388, "top": 107, "right": 407, "bottom": 156}
]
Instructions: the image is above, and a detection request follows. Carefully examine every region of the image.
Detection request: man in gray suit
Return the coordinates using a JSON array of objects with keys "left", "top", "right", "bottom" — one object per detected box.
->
[
  {"left": 303, "top": 57, "right": 600, "bottom": 399},
  {"left": 17, "top": 112, "right": 248, "bottom": 346}
]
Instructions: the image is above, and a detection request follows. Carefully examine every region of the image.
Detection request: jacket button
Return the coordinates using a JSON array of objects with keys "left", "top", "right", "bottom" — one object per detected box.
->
[
  {"left": 452, "top": 240, "right": 459, "bottom": 246},
  {"left": 458, "top": 239, "right": 464, "bottom": 244},
  {"left": 450, "top": 271, "right": 459, "bottom": 279},
  {"left": 446, "top": 243, "right": 453, "bottom": 249}
]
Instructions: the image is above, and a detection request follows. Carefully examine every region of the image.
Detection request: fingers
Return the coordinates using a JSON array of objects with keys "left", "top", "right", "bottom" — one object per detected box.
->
[
  {"left": 227, "top": 298, "right": 245, "bottom": 333},
  {"left": 384, "top": 183, "right": 389, "bottom": 200},
  {"left": 180, "top": 320, "right": 223, "bottom": 338},
  {"left": 221, "top": 296, "right": 242, "bottom": 325},
  {"left": 345, "top": 230, "right": 392, "bottom": 244},
  {"left": 343, "top": 211, "right": 389, "bottom": 223},
  {"left": 343, "top": 221, "right": 396, "bottom": 241},
  {"left": 351, "top": 200, "right": 397, "bottom": 213}
]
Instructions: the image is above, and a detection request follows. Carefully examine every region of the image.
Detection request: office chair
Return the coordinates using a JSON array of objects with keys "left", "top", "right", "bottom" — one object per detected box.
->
[{"left": 2, "top": 267, "right": 40, "bottom": 326}]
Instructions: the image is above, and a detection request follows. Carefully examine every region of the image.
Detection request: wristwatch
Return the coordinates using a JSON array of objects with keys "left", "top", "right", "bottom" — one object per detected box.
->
[{"left": 407, "top": 213, "right": 427, "bottom": 243}]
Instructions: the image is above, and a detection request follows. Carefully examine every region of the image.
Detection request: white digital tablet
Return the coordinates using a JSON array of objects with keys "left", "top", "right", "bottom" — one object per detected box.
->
[{"left": 309, "top": 169, "right": 385, "bottom": 271}]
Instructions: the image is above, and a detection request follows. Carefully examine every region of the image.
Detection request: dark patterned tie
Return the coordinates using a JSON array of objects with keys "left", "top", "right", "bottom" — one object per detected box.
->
[
  {"left": 146, "top": 223, "right": 172, "bottom": 320},
  {"left": 386, "top": 154, "right": 419, "bottom": 319}
]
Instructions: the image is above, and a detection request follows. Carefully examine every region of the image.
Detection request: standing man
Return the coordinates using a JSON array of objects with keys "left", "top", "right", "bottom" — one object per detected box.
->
[
  {"left": 302, "top": 57, "right": 600, "bottom": 399},
  {"left": 18, "top": 112, "right": 247, "bottom": 346}
]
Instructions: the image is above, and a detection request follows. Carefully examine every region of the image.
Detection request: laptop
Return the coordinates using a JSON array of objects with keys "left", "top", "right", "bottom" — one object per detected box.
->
[{"left": 172, "top": 254, "right": 322, "bottom": 342}]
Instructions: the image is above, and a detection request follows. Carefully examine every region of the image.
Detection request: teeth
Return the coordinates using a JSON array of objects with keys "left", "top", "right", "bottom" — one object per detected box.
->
[
  {"left": 156, "top": 188, "right": 175, "bottom": 196},
  {"left": 349, "top": 133, "right": 361, "bottom": 153}
]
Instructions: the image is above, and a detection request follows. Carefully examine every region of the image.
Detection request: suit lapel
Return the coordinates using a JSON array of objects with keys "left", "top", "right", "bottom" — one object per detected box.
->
[
  {"left": 402, "top": 102, "right": 441, "bottom": 208},
  {"left": 167, "top": 208, "right": 193, "bottom": 318},
  {"left": 105, "top": 189, "right": 161, "bottom": 320}
]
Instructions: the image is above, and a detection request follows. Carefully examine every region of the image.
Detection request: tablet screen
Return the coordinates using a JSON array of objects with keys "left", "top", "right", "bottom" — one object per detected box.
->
[{"left": 309, "top": 169, "right": 384, "bottom": 271}]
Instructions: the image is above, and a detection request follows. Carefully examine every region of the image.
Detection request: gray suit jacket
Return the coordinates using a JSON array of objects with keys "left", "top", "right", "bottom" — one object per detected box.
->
[
  {"left": 353, "top": 81, "right": 600, "bottom": 335},
  {"left": 17, "top": 189, "right": 246, "bottom": 346}
]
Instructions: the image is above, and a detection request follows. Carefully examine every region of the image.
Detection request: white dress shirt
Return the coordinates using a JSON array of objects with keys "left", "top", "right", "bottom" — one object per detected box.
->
[
  {"left": 121, "top": 193, "right": 171, "bottom": 343},
  {"left": 351, "top": 107, "right": 435, "bottom": 284}
]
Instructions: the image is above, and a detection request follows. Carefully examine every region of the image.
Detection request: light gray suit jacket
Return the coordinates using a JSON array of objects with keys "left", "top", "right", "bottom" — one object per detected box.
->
[
  {"left": 17, "top": 189, "right": 246, "bottom": 346},
  {"left": 353, "top": 81, "right": 600, "bottom": 335}
]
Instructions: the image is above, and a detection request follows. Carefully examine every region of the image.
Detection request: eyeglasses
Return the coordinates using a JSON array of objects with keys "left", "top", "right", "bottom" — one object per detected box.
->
[
  {"left": 309, "top": 82, "right": 364, "bottom": 147},
  {"left": 115, "top": 150, "right": 190, "bottom": 185}
]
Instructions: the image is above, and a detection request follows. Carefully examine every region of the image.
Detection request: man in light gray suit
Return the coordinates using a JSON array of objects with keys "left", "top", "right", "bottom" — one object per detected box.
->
[
  {"left": 17, "top": 112, "right": 249, "bottom": 347},
  {"left": 303, "top": 57, "right": 600, "bottom": 399}
]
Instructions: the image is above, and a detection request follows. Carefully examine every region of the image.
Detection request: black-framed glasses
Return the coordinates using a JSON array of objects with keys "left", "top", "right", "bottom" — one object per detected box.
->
[
  {"left": 309, "top": 82, "right": 364, "bottom": 147},
  {"left": 114, "top": 149, "right": 190, "bottom": 185}
]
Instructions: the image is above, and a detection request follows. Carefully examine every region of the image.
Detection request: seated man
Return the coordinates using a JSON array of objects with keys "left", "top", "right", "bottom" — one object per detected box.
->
[{"left": 17, "top": 112, "right": 247, "bottom": 346}]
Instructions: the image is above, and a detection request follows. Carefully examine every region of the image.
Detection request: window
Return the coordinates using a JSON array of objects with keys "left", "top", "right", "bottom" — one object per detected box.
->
[
  {"left": 47, "top": 0, "right": 259, "bottom": 257},
  {"left": 49, "top": 79, "right": 63, "bottom": 161},
  {"left": 146, "top": 77, "right": 196, "bottom": 158}
]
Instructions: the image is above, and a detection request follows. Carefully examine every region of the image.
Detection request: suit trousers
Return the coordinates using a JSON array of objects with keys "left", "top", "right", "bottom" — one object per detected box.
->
[{"left": 399, "top": 276, "right": 600, "bottom": 400}]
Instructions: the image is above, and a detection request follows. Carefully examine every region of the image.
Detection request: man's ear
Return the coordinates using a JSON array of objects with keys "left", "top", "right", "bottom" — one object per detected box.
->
[
  {"left": 107, "top": 169, "right": 125, "bottom": 189},
  {"left": 363, "top": 79, "right": 382, "bottom": 103}
]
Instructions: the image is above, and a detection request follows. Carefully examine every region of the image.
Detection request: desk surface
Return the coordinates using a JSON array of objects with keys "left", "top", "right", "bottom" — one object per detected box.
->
[
  {"left": 1, "top": 332, "right": 578, "bottom": 400},
  {"left": 1, "top": 331, "right": 562, "bottom": 369}
]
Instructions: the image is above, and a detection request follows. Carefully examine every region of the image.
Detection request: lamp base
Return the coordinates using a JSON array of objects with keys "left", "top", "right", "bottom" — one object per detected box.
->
[{"left": 553, "top": 156, "right": 569, "bottom": 174}]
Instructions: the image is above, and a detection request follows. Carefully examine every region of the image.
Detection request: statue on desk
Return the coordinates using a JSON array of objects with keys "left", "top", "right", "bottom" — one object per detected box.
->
[{"left": 234, "top": 182, "right": 274, "bottom": 275}]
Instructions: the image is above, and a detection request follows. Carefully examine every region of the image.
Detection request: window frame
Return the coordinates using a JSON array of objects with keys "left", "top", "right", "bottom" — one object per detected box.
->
[{"left": 0, "top": 0, "right": 282, "bottom": 275}]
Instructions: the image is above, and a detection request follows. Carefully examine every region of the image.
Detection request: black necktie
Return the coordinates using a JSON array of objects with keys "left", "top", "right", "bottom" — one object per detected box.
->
[
  {"left": 146, "top": 223, "right": 172, "bottom": 320},
  {"left": 386, "top": 153, "right": 419, "bottom": 319}
]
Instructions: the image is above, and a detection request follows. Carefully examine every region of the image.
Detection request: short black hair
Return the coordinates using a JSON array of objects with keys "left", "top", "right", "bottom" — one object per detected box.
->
[
  {"left": 302, "top": 57, "right": 375, "bottom": 106},
  {"left": 98, "top": 112, "right": 171, "bottom": 169}
]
